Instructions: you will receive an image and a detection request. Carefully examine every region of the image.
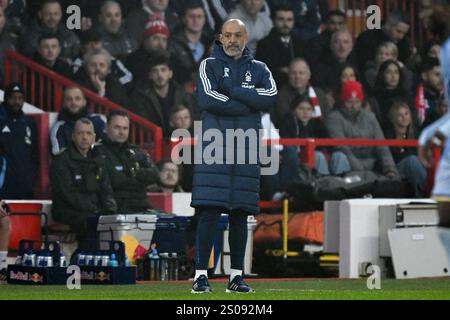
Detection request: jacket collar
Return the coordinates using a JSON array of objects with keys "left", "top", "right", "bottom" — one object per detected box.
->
[
  {"left": 103, "top": 136, "right": 130, "bottom": 150},
  {"left": 58, "top": 107, "right": 89, "bottom": 123},
  {"left": 68, "top": 143, "right": 94, "bottom": 161}
]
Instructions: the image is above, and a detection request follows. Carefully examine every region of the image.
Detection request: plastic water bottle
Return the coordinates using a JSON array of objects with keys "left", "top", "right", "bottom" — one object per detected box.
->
[
  {"left": 109, "top": 254, "right": 119, "bottom": 267},
  {"left": 85, "top": 253, "right": 94, "bottom": 266},
  {"left": 160, "top": 253, "right": 169, "bottom": 281},
  {"left": 37, "top": 255, "right": 44, "bottom": 267},
  {"left": 37, "top": 252, "right": 51, "bottom": 267},
  {"left": 45, "top": 252, "right": 53, "bottom": 267},
  {"left": 77, "top": 251, "right": 86, "bottom": 266},
  {"left": 22, "top": 252, "right": 29, "bottom": 266},
  {"left": 149, "top": 248, "right": 160, "bottom": 280},
  {"left": 15, "top": 255, "right": 23, "bottom": 265},
  {"left": 93, "top": 252, "right": 102, "bottom": 267},
  {"left": 25, "top": 250, "right": 36, "bottom": 267},
  {"left": 171, "top": 253, "right": 179, "bottom": 281},
  {"left": 101, "top": 255, "right": 110, "bottom": 267},
  {"left": 59, "top": 253, "right": 67, "bottom": 267},
  {"left": 124, "top": 256, "right": 131, "bottom": 267}
]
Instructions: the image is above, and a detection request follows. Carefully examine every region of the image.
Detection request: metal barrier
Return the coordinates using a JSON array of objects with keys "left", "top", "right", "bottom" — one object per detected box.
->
[
  {"left": 4, "top": 49, "right": 163, "bottom": 161},
  {"left": 327, "top": 0, "right": 423, "bottom": 48}
]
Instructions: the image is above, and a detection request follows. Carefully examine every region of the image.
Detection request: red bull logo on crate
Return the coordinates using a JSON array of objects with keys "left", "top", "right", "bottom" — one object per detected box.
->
[
  {"left": 81, "top": 270, "right": 111, "bottom": 282},
  {"left": 9, "top": 270, "right": 44, "bottom": 283}
]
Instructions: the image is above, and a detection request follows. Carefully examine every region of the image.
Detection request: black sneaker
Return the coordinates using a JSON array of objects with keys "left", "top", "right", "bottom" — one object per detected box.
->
[
  {"left": 191, "top": 275, "right": 212, "bottom": 293},
  {"left": 0, "top": 269, "right": 7, "bottom": 284},
  {"left": 226, "top": 275, "right": 255, "bottom": 293}
]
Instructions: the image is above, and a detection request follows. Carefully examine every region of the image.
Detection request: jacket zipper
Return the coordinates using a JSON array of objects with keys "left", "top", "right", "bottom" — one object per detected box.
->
[{"left": 229, "top": 61, "right": 240, "bottom": 210}]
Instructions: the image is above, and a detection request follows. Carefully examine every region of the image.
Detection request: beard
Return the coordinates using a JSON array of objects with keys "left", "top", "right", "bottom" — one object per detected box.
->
[
  {"left": 6, "top": 104, "right": 23, "bottom": 117},
  {"left": 223, "top": 44, "right": 243, "bottom": 57}
]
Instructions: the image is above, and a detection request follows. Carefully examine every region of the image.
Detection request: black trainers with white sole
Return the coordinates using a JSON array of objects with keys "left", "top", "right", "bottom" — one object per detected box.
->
[
  {"left": 226, "top": 275, "right": 255, "bottom": 293},
  {"left": 191, "top": 275, "right": 212, "bottom": 293}
]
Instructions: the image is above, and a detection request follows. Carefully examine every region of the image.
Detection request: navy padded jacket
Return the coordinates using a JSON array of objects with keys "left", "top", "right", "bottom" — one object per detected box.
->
[{"left": 191, "top": 41, "right": 277, "bottom": 214}]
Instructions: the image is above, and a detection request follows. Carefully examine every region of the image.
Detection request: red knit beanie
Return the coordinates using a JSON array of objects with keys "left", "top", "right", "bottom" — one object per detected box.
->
[
  {"left": 341, "top": 80, "right": 364, "bottom": 102},
  {"left": 144, "top": 17, "right": 170, "bottom": 39}
]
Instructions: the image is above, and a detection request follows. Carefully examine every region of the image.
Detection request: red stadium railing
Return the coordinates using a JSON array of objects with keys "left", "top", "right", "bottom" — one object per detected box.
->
[
  {"left": 170, "top": 137, "right": 439, "bottom": 195},
  {"left": 4, "top": 49, "right": 163, "bottom": 161},
  {"left": 327, "top": 0, "right": 424, "bottom": 49},
  {"left": 276, "top": 138, "right": 419, "bottom": 168},
  {"left": 169, "top": 137, "right": 419, "bottom": 166}
]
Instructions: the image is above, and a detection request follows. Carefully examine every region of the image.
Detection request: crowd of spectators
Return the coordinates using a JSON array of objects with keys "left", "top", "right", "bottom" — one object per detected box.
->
[{"left": 0, "top": 0, "right": 448, "bottom": 206}]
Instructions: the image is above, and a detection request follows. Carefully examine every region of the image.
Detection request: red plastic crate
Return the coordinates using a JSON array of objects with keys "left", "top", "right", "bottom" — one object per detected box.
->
[{"left": 8, "top": 203, "right": 43, "bottom": 251}]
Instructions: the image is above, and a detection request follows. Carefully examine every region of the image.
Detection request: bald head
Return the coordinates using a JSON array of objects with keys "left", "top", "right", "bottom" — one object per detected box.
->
[
  {"left": 220, "top": 19, "right": 248, "bottom": 60},
  {"left": 331, "top": 29, "right": 353, "bottom": 62},
  {"left": 221, "top": 19, "right": 246, "bottom": 34},
  {"left": 63, "top": 87, "right": 87, "bottom": 115},
  {"left": 99, "top": 1, "right": 122, "bottom": 34}
]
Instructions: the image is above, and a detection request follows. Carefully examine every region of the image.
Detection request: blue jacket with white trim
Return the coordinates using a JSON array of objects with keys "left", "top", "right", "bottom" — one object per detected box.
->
[
  {"left": 50, "top": 108, "right": 106, "bottom": 156},
  {"left": 0, "top": 104, "right": 39, "bottom": 199},
  {"left": 191, "top": 41, "right": 277, "bottom": 214}
]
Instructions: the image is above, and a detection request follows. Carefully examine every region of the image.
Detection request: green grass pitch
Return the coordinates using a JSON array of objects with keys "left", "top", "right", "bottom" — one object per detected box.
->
[{"left": 1, "top": 278, "right": 450, "bottom": 300}]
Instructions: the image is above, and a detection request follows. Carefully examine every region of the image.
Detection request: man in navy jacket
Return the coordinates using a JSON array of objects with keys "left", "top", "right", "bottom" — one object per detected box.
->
[
  {"left": 0, "top": 83, "right": 39, "bottom": 199},
  {"left": 191, "top": 19, "right": 277, "bottom": 293},
  {"left": 50, "top": 86, "right": 106, "bottom": 156}
]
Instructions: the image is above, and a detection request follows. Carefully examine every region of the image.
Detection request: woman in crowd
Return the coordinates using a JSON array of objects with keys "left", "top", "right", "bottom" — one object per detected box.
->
[
  {"left": 370, "top": 59, "right": 417, "bottom": 133},
  {"left": 281, "top": 94, "right": 352, "bottom": 176},
  {"left": 385, "top": 101, "right": 427, "bottom": 197},
  {"left": 364, "top": 41, "right": 413, "bottom": 91}
]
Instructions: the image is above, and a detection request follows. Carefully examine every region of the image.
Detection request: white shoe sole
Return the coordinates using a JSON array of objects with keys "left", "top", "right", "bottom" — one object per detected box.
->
[
  {"left": 191, "top": 290, "right": 212, "bottom": 294},
  {"left": 225, "top": 289, "right": 255, "bottom": 293}
]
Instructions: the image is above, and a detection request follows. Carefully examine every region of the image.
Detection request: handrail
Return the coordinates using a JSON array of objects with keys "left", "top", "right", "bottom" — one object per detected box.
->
[
  {"left": 276, "top": 138, "right": 418, "bottom": 168},
  {"left": 4, "top": 49, "right": 163, "bottom": 161},
  {"left": 170, "top": 136, "right": 438, "bottom": 195},
  {"left": 169, "top": 137, "right": 420, "bottom": 168}
]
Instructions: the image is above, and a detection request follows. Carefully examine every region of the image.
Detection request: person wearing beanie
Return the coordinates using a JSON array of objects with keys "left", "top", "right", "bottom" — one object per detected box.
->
[
  {"left": 0, "top": 82, "right": 39, "bottom": 200},
  {"left": 125, "top": 17, "right": 172, "bottom": 82},
  {"left": 125, "top": 0, "right": 180, "bottom": 46},
  {"left": 72, "top": 29, "right": 133, "bottom": 86},
  {"left": 340, "top": 79, "right": 365, "bottom": 102},
  {"left": 324, "top": 80, "right": 399, "bottom": 177}
]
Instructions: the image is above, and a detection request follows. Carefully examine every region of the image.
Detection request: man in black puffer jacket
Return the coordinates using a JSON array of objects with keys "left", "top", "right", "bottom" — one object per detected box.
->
[{"left": 97, "top": 110, "right": 159, "bottom": 213}]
